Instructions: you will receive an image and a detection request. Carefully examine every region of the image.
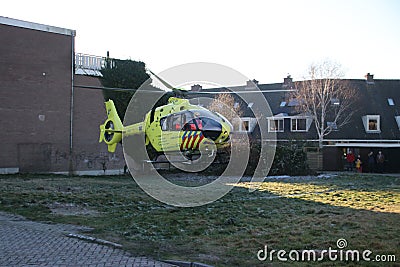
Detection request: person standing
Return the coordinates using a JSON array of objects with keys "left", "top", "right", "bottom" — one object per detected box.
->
[
  {"left": 367, "top": 150, "right": 375, "bottom": 173},
  {"left": 346, "top": 150, "right": 355, "bottom": 171},
  {"left": 376, "top": 151, "right": 385, "bottom": 173},
  {"left": 355, "top": 155, "right": 363, "bottom": 173}
]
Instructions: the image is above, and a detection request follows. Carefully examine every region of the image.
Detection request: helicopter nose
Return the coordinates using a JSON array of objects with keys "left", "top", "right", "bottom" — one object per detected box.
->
[
  {"left": 196, "top": 117, "right": 222, "bottom": 141},
  {"left": 219, "top": 124, "right": 231, "bottom": 142},
  {"left": 202, "top": 123, "right": 222, "bottom": 141}
]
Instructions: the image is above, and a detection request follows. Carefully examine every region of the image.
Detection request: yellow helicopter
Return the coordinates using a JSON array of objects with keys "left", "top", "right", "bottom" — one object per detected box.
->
[{"left": 99, "top": 95, "right": 233, "bottom": 160}]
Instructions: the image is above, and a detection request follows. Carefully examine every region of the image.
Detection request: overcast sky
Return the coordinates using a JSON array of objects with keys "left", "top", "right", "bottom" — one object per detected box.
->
[{"left": 3, "top": 0, "right": 400, "bottom": 84}]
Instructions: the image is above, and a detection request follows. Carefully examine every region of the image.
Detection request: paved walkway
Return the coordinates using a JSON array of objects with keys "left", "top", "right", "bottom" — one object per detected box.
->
[{"left": 0, "top": 212, "right": 176, "bottom": 267}]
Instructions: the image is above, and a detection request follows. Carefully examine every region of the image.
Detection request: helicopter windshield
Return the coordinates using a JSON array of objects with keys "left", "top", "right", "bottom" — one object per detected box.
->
[
  {"left": 189, "top": 110, "right": 223, "bottom": 140},
  {"left": 160, "top": 110, "right": 223, "bottom": 141},
  {"left": 160, "top": 110, "right": 223, "bottom": 132}
]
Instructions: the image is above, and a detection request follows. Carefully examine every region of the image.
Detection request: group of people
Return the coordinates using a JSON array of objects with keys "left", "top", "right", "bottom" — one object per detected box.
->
[{"left": 345, "top": 150, "right": 385, "bottom": 173}]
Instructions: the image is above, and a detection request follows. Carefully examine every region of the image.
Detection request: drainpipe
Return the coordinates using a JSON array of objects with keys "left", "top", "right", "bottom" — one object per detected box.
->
[{"left": 68, "top": 31, "right": 76, "bottom": 176}]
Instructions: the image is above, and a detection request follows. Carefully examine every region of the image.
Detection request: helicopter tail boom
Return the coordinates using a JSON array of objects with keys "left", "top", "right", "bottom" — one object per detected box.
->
[{"left": 99, "top": 100, "right": 124, "bottom": 152}]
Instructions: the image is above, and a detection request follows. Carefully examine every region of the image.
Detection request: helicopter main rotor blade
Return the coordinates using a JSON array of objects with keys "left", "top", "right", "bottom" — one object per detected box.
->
[
  {"left": 147, "top": 69, "right": 176, "bottom": 90},
  {"left": 146, "top": 69, "right": 296, "bottom": 94},
  {"left": 73, "top": 84, "right": 164, "bottom": 93},
  {"left": 187, "top": 89, "right": 297, "bottom": 94},
  {"left": 74, "top": 84, "right": 136, "bottom": 91}
]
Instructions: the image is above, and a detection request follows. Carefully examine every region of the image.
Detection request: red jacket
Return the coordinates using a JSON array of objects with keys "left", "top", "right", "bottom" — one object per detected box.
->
[{"left": 346, "top": 153, "right": 355, "bottom": 163}]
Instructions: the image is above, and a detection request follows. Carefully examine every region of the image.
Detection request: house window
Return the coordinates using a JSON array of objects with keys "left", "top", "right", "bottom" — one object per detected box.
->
[
  {"left": 388, "top": 98, "right": 395, "bottom": 106},
  {"left": 232, "top": 117, "right": 255, "bottom": 133},
  {"left": 288, "top": 99, "right": 300, "bottom": 107},
  {"left": 395, "top": 116, "right": 400, "bottom": 130},
  {"left": 291, "top": 118, "right": 307, "bottom": 132},
  {"left": 243, "top": 120, "right": 249, "bottom": 131},
  {"left": 327, "top": 121, "right": 338, "bottom": 131},
  {"left": 362, "top": 115, "right": 381, "bottom": 133},
  {"left": 268, "top": 118, "right": 284, "bottom": 132},
  {"left": 331, "top": 98, "right": 340, "bottom": 106},
  {"left": 368, "top": 119, "right": 378, "bottom": 131}
]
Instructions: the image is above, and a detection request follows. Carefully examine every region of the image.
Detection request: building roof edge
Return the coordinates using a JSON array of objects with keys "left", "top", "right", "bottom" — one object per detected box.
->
[{"left": 0, "top": 16, "right": 76, "bottom": 36}]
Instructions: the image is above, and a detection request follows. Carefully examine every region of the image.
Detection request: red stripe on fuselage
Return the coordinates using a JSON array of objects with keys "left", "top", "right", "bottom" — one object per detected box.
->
[
  {"left": 195, "top": 134, "right": 204, "bottom": 149},
  {"left": 190, "top": 133, "right": 199, "bottom": 149},
  {"left": 186, "top": 133, "right": 193, "bottom": 149}
]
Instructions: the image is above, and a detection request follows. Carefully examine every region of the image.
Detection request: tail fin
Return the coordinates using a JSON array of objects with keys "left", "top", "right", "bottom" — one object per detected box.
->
[{"left": 99, "top": 100, "right": 123, "bottom": 152}]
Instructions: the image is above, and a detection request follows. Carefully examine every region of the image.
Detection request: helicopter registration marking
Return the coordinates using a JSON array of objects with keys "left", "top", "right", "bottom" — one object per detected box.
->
[{"left": 181, "top": 131, "right": 204, "bottom": 150}]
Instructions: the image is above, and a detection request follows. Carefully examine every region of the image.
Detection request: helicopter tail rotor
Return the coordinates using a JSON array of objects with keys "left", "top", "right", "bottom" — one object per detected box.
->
[{"left": 99, "top": 100, "right": 123, "bottom": 152}]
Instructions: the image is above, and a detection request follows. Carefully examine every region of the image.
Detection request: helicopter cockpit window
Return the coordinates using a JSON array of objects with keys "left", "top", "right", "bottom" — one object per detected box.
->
[
  {"left": 161, "top": 111, "right": 194, "bottom": 131},
  {"left": 172, "top": 114, "right": 181, "bottom": 130},
  {"left": 183, "top": 118, "right": 202, "bottom": 131},
  {"left": 160, "top": 117, "right": 167, "bottom": 130}
]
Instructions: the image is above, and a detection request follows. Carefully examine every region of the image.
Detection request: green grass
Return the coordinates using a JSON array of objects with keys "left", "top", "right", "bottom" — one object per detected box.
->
[{"left": 0, "top": 173, "right": 399, "bottom": 266}]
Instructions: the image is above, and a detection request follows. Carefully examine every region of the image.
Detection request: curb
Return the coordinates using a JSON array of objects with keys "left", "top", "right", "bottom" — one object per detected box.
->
[
  {"left": 66, "top": 234, "right": 213, "bottom": 267},
  {"left": 162, "top": 260, "right": 214, "bottom": 267},
  {"left": 66, "top": 233, "right": 123, "bottom": 248}
]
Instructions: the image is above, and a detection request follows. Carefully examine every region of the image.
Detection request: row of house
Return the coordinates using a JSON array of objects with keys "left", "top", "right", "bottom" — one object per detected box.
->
[
  {"left": 189, "top": 76, "right": 400, "bottom": 172},
  {"left": 1, "top": 15, "right": 399, "bottom": 174}
]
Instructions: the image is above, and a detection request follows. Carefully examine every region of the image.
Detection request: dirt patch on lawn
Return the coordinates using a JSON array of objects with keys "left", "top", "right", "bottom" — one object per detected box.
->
[{"left": 47, "top": 202, "right": 100, "bottom": 216}]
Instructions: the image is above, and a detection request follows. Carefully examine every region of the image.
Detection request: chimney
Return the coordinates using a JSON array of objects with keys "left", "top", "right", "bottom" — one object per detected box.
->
[
  {"left": 365, "top": 73, "right": 374, "bottom": 84},
  {"left": 191, "top": 84, "right": 202, "bottom": 91},
  {"left": 283, "top": 74, "right": 293, "bottom": 88},
  {"left": 245, "top": 79, "right": 258, "bottom": 90}
]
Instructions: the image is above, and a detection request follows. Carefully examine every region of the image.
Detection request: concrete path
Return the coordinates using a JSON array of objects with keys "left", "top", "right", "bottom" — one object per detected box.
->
[{"left": 0, "top": 211, "right": 176, "bottom": 267}]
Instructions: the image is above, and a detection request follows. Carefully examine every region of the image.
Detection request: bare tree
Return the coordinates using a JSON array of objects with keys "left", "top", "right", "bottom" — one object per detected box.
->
[
  {"left": 292, "top": 60, "right": 357, "bottom": 148},
  {"left": 207, "top": 93, "right": 242, "bottom": 123}
]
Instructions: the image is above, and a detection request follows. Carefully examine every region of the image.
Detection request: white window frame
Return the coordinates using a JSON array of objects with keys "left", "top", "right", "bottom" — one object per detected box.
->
[
  {"left": 232, "top": 117, "right": 257, "bottom": 133},
  {"left": 243, "top": 120, "right": 250, "bottom": 131},
  {"left": 326, "top": 121, "right": 338, "bottom": 131},
  {"left": 331, "top": 98, "right": 340, "bottom": 106},
  {"left": 290, "top": 117, "right": 309, "bottom": 132},
  {"left": 268, "top": 118, "right": 284, "bottom": 132},
  {"left": 395, "top": 116, "right": 400, "bottom": 130},
  {"left": 362, "top": 115, "right": 381, "bottom": 133}
]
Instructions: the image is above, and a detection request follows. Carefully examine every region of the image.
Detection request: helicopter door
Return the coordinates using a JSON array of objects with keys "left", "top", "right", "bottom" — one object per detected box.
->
[
  {"left": 159, "top": 111, "right": 200, "bottom": 152},
  {"left": 159, "top": 113, "right": 186, "bottom": 152},
  {"left": 180, "top": 115, "right": 205, "bottom": 151},
  {"left": 160, "top": 113, "right": 186, "bottom": 131}
]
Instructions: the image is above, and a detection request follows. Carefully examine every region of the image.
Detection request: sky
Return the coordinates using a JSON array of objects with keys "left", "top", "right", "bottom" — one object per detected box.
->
[{"left": 3, "top": 0, "right": 400, "bottom": 84}]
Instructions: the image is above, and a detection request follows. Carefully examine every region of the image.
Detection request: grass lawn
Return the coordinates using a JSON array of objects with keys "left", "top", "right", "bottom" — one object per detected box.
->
[{"left": 0, "top": 173, "right": 399, "bottom": 266}]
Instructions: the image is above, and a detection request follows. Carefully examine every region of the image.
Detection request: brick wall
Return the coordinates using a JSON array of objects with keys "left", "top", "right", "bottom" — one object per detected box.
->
[
  {"left": 0, "top": 23, "right": 72, "bottom": 172},
  {"left": 0, "top": 21, "right": 124, "bottom": 174},
  {"left": 72, "top": 75, "right": 125, "bottom": 174}
]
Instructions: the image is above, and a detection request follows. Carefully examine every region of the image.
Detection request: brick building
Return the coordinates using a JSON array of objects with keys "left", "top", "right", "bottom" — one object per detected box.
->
[{"left": 0, "top": 16, "right": 124, "bottom": 174}]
